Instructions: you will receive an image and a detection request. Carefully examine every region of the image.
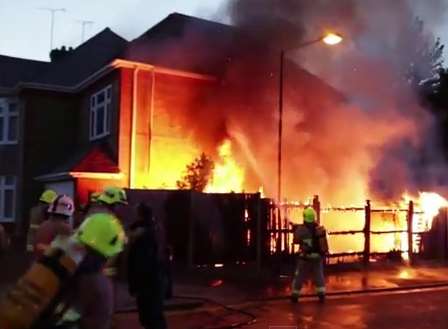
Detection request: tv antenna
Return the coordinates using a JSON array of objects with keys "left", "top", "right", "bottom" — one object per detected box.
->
[
  {"left": 77, "top": 19, "right": 94, "bottom": 43},
  {"left": 39, "top": 7, "right": 66, "bottom": 51}
]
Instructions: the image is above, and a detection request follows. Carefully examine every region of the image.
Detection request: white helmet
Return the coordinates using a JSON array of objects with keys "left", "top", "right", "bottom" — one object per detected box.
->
[{"left": 48, "top": 195, "right": 75, "bottom": 217}]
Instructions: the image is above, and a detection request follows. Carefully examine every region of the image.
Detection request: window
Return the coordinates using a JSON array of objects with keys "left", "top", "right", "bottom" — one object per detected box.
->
[
  {"left": 0, "top": 176, "right": 16, "bottom": 222},
  {"left": 0, "top": 100, "right": 18, "bottom": 144},
  {"left": 90, "top": 85, "right": 112, "bottom": 140}
]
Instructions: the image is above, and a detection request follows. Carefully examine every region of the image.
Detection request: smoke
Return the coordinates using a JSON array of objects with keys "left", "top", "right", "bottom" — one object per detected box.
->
[
  {"left": 210, "top": 0, "right": 448, "bottom": 203},
  {"left": 127, "top": 1, "right": 448, "bottom": 203}
]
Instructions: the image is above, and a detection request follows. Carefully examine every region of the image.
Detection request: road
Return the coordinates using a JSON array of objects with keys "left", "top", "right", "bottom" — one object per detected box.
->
[{"left": 115, "top": 287, "right": 448, "bottom": 329}]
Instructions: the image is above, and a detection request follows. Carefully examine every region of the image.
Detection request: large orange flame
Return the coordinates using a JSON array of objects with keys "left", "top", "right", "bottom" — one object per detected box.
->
[{"left": 205, "top": 139, "right": 244, "bottom": 193}]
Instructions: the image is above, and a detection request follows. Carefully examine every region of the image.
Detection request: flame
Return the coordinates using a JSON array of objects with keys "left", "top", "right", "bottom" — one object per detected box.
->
[
  {"left": 205, "top": 139, "right": 244, "bottom": 193},
  {"left": 417, "top": 192, "right": 448, "bottom": 230}
]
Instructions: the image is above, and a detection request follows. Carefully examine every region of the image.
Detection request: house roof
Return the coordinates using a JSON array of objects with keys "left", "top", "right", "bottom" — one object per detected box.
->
[
  {"left": 32, "top": 28, "right": 128, "bottom": 87},
  {"left": 35, "top": 144, "right": 121, "bottom": 182},
  {"left": 125, "top": 13, "right": 243, "bottom": 76},
  {"left": 2, "top": 12, "right": 343, "bottom": 102},
  {"left": 0, "top": 55, "right": 49, "bottom": 89}
]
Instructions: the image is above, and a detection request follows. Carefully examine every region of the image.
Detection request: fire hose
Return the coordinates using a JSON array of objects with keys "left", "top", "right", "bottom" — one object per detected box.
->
[
  {"left": 172, "top": 295, "right": 257, "bottom": 329},
  {"left": 114, "top": 294, "right": 257, "bottom": 329}
]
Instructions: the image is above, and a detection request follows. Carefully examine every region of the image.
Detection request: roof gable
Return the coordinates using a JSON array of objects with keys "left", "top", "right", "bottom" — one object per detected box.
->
[
  {"left": 126, "top": 13, "right": 243, "bottom": 76},
  {"left": 32, "top": 28, "right": 128, "bottom": 87}
]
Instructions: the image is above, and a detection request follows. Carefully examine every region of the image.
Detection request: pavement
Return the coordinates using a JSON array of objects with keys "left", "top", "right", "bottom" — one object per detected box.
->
[
  {"left": 3, "top": 251, "right": 448, "bottom": 328},
  {"left": 113, "top": 260, "right": 448, "bottom": 313},
  {"left": 114, "top": 268, "right": 448, "bottom": 329},
  {"left": 154, "top": 287, "right": 448, "bottom": 329}
]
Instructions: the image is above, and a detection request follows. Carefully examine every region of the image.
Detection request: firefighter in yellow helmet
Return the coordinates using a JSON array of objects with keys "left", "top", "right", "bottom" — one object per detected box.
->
[
  {"left": 86, "top": 187, "right": 128, "bottom": 217},
  {"left": 61, "top": 213, "right": 126, "bottom": 329},
  {"left": 26, "top": 189, "right": 58, "bottom": 252},
  {"left": 291, "top": 207, "right": 329, "bottom": 303},
  {"left": 0, "top": 213, "right": 126, "bottom": 329}
]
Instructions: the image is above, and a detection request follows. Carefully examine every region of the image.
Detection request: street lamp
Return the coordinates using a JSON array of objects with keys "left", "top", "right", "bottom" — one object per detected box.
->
[
  {"left": 277, "top": 32, "right": 343, "bottom": 209},
  {"left": 322, "top": 33, "right": 344, "bottom": 46}
]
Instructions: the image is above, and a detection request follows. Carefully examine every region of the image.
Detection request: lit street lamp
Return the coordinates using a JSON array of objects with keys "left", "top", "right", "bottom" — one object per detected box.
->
[{"left": 277, "top": 32, "right": 343, "bottom": 209}]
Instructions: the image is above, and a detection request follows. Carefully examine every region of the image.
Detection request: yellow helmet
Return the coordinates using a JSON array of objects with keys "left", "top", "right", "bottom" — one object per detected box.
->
[
  {"left": 97, "top": 187, "right": 128, "bottom": 205},
  {"left": 303, "top": 207, "right": 317, "bottom": 223},
  {"left": 76, "top": 213, "right": 126, "bottom": 258},
  {"left": 39, "top": 189, "right": 58, "bottom": 204},
  {"left": 90, "top": 192, "right": 101, "bottom": 203}
]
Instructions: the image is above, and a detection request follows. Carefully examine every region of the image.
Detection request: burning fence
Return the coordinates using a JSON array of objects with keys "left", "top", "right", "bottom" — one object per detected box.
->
[
  {"left": 268, "top": 192, "right": 448, "bottom": 264},
  {"left": 124, "top": 188, "right": 448, "bottom": 267}
]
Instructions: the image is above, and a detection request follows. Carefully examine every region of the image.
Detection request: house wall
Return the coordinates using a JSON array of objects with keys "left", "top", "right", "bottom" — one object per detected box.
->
[
  {"left": 0, "top": 95, "right": 21, "bottom": 230},
  {"left": 19, "top": 89, "right": 78, "bottom": 236},
  {"left": 127, "top": 68, "right": 216, "bottom": 189}
]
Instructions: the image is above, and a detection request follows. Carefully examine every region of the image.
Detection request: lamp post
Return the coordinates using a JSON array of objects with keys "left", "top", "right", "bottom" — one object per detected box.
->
[{"left": 277, "top": 33, "right": 343, "bottom": 209}]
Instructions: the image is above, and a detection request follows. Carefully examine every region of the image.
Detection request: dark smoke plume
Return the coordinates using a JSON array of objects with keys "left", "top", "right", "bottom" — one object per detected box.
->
[{"left": 220, "top": 0, "right": 448, "bottom": 203}]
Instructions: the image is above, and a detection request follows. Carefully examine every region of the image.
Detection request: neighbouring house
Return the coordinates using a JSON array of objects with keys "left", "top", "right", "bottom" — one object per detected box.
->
[{"left": 0, "top": 13, "right": 343, "bottom": 242}]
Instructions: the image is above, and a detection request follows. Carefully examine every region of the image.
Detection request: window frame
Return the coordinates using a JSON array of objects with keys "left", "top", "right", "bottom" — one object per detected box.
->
[
  {"left": 0, "top": 176, "right": 16, "bottom": 222},
  {"left": 0, "top": 99, "right": 19, "bottom": 145},
  {"left": 89, "top": 85, "right": 112, "bottom": 141}
]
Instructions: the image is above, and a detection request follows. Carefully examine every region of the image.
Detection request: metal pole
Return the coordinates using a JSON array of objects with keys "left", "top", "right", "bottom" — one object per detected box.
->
[
  {"left": 256, "top": 193, "right": 262, "bottom": 272},
  {"left": 50, "top": 11, "right": 55, "bottom": 50},
  {"left": 364, "top": 200, "right": 371, "bottom": 266},
  {"left": 39, "top": 8, "right": 66, "bottom": 52},
  {"left": 78, "top": 20, "right": 94, "bottom": 43},
  {"left": 313, "top": 195, "right": 321, "bottom": 225},
  {"left": 407, "top": 200, "right": 414, "bottom": 264},
  {"left": 277, "top": 50, "right": 284, "bottom": 207},
  {"left": 277, "top": 50, "right": 284, "bottom": 230},
  {"left": 275, "top": 50, "right": 285, "bottom": 254}
]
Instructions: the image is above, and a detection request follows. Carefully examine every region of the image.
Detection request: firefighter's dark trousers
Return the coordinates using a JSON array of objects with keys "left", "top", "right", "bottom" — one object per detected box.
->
[
  {"left": 291, "top": 256, "right": 325, "bottom": 297},
  {"left": 136, "top": 289, "right": 167, "bottom": 329}
]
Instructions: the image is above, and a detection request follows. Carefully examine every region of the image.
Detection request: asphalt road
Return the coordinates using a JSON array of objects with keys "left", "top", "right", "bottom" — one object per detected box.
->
[{"left": 115, "top": 287, "right": 448, "bottom": 329}]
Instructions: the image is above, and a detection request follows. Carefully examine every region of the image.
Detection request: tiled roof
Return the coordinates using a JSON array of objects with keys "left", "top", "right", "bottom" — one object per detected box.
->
[
  {"left": 33, "top": 28, "right": 128, "bottom": 87},
  {"left": 0, "top": 55, "right": 49, "bottom": 88}
]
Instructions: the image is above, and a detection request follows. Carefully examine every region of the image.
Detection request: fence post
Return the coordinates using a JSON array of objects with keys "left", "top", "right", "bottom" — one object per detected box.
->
[
  {"left": 364, "top": 200, "right": 371, "bottom": 266},
  {"left": 188, "top": 192, "right": 195, "bottom": 269},
  {"left": 407, "top": 200, "right": 414, "bottom": 265},
  {"left": 256, "top": 193, "right": 262, "bottom": 272},
  {"left": 313, "top": 195, "right": 321, "bottom": 224}
]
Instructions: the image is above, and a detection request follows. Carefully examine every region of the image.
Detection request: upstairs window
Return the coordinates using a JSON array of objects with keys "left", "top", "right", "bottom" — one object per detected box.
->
[
  {"left": 90, "top": 85, "right": 112, "bottom": 140},
  {"left": 0, "top": 100, "right": 18, "bottom": 144},
  {"left": 0, "top": 176, "right": 16, "bottom": 222}
]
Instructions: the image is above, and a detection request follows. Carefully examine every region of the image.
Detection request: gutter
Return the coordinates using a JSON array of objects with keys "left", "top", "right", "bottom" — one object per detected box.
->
[
  {"left": 35, "top": 171, "right": 123, "bottom": 182},
  {"left": 15, "top": 59, "right": 216, "bottom": 94}
]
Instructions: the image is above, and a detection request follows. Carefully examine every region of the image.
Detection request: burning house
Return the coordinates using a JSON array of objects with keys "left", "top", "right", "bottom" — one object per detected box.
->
[
  {"left": 1, "top": 1, "right": 448, "bottom": 264},
  {"left": 0, "top": 13, "right": 344, "bottom": 229}
]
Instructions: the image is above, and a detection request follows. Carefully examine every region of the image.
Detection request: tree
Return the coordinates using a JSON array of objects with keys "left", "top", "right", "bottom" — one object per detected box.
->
[
  {"left": 406, "top": 18, "right": 444, "bottom": 90},
  {"left": 177, "top": 153, "right": 215, "bottom": 192}
]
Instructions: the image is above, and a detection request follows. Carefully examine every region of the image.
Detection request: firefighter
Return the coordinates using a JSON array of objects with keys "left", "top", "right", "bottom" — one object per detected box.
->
[
  {"left": 86, "top": 187, "right": 128, "bottom": 278},
  {"left": 86, "top": 187, "right": 128, "bottom": 217},
  {"left": 26, "top": 189, "right": 57, "bottom": 252},
  {"left": 290, "top": 207, "right": 329, "bottom": 303},
  {"left": 57, "top": 213, "right": 127, "bottom": 329},
  {"left": 0, "top": 213, "right": 126, "bottom": 329},
  {"left": 34, "top": 195, "right": 74, "bottom": 259},
  {"left": 128, "top": 203, "right": 167, "bottom": 329}
]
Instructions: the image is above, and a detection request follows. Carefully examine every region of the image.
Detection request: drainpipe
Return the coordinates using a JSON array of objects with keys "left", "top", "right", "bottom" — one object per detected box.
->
[
  {"left": 129, "top": 66, "right": 140, "bottom": 188},
  {"left": 148, "top": 69, "right": 155, "bottom": 182}
]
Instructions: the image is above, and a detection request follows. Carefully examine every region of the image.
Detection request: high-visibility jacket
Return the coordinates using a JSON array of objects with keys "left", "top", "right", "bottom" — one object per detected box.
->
[
  {"left": 293, "top": 223, "right": 329, "bottom": 258},
  {"left": 34, "top": 219, "right": 72, "bottom": 258},
  {"left": 27, "top": 203, "right": 48, "bottom": 252}
]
